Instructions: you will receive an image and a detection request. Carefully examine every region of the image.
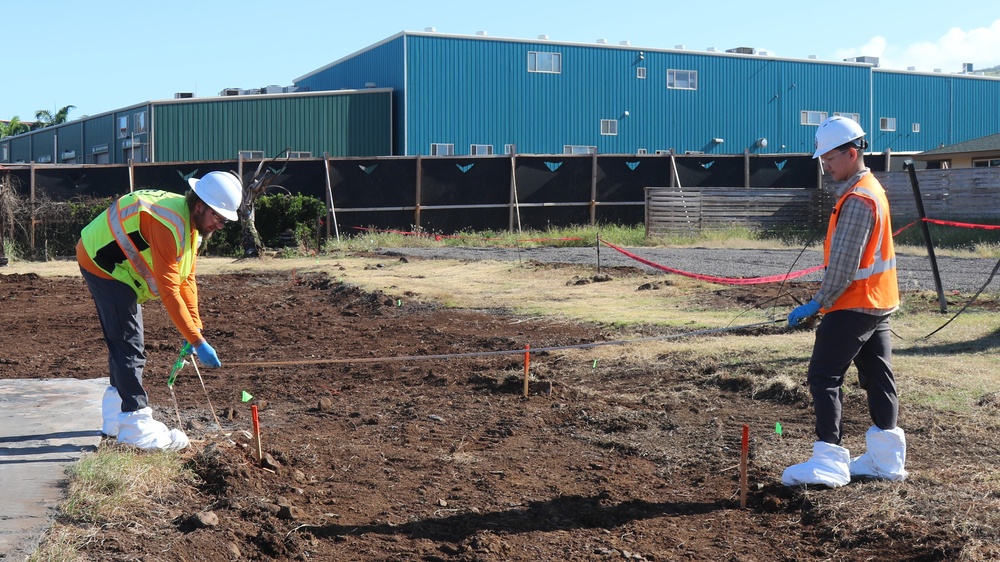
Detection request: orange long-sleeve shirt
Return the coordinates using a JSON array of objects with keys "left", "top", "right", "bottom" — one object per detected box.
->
[{"left": 77, "top": 211, "right": 204, "bottom": 346}]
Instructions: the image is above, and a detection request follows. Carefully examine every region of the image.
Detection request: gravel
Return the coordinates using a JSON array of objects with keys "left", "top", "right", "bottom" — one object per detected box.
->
[{"left": 381, "top": 246, "right": 1000, "bottom": 294}]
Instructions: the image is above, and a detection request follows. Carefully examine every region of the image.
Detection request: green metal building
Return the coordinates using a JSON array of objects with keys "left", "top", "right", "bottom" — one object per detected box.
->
[{"left": 0, "top": 89, "right": 392, "bottom": 164}]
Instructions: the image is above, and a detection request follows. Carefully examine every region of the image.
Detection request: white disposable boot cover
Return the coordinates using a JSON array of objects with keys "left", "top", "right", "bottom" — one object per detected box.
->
[
  {"left": 101, "top": 385, "right": 122, "bottom": 437},
  {"left": 782, "top": 441, "right": 851, "bottom": 488},
  {"left": 850, "top": 426, "right": 908, "bottom": 481},
  {"left": 116, "top": 407, "right": 189, "bottom": 451}
]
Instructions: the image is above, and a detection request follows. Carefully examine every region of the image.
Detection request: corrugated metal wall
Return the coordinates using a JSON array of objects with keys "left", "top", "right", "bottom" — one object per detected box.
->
[
  {"left": 294, "top": 36, "right": 406, "bottom": 154},
  {"left": 299, "top": 32, "right": 1000, "bottom": 157},
  {"left": 151, "top": 91, "right": 393, "bottom": 162},
  {"left": 401, "top": 35, "right": 882, "bottom": 157}
]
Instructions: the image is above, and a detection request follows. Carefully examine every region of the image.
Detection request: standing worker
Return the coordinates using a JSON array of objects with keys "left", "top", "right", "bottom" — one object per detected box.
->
[
  {"left": 782, "top": 116, "right": 908, "bottom": 487},
  {"left": 77, "top": 172, "right": 242, "bottom": 451}
]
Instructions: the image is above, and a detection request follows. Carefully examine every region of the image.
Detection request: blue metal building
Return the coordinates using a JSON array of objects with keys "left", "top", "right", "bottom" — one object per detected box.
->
[{"left": 294, "top": 30, "right": 1000, "bottom": 157}]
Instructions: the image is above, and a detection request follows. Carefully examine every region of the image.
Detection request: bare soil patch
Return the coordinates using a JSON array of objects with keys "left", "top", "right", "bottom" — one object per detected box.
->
[{"left": 3, "top": 260, "right": 999, "bottom": 561}]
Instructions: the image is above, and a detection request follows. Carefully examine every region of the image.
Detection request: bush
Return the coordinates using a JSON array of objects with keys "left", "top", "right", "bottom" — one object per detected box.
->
[{"left": 204, "top": 194, "right": 325, "bottom": 256}]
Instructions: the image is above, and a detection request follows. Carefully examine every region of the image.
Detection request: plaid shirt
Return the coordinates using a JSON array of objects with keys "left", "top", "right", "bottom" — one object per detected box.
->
[{"left": 813, "top": 169, "right": 897, "bottom": 316}]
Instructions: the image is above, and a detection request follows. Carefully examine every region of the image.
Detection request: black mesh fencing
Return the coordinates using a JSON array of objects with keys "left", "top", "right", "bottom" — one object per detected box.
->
[{"left": 2, "top": 153, "right": 832, "bottom": 255}]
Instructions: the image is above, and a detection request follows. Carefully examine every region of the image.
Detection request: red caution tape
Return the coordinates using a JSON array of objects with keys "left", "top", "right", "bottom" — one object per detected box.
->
[
  {"left": 922, "top": 218, "right": 1000, "bottom": 231},
  {"left": 600, "top": 240, "right": 824, "bottom": 286}
]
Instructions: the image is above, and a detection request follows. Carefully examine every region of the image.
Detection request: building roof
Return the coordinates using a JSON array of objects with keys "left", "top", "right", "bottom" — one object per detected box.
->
[{"left": 915, "top": 131, "right": 1000, "bottom": 159}]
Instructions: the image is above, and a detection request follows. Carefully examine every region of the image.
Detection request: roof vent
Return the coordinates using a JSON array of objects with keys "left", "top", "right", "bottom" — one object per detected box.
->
[
  {"left": 619, "top": 40, "right": 630, "bottom": 46},
  {"left": 844, "top": 55, "right": 879, "bottom": 67},
  {"left": 675, "top": 44, "right": 686, "bottom": 50},
  {"left": 596, "top": 38, "right": 608, "bottom": 44},
  {"left": 907, "top": 66, "right": 916, "bottom": 71},
  {"left": 706, "top": 47, "right": 717, "bottom": 52},
  {"left": 476, "top": 30, "right": 487, "bottom": 36},
  {"left": 425, "top": 27, "right": 436, "bottom": 32},
  {"left": 537, "top": 34, "right": 549, "bottom": 40},
  {"left": 758, "top": 50, "right": 769, "bottom": 56},
  {"left": 726, "top": 46, "right": 755, "bottom": 55},
  {"left": 808, "top": 55, "right": 818, "bottom": 59},
  {"left": 934, "top": 68, "right": 942, "bottom": 73},
  {"left": 174, "top": 92, "right": 193, "bottom": 99},
  {"left": 962, "top": 62, "right": 973, "bottom": 73}
]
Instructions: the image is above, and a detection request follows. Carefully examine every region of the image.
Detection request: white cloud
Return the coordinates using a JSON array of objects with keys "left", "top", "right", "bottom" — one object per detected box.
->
[{"left": 836, "top": 19, "right": 1000, "bottom": 72}]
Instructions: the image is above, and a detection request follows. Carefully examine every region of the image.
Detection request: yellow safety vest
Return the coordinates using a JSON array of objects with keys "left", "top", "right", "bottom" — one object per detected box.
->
[{"left": 81, "top": 190, "right": 196, "bottom": 303}]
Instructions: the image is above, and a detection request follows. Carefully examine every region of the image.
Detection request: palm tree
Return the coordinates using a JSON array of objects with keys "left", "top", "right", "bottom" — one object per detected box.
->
[
  {"left": 0, "top": 116, "right": 29, "bottom": 138},
  {"left": 33, "top": 105, "right": 76, "bottom": 128}
]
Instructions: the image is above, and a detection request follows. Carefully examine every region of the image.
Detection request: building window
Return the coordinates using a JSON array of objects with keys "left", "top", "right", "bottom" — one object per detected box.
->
[
  {"left": 800, "top": 111, "right": 828, "bottom": 125},
  {"left": 470, "top": 144, "right": 494, "bottom": 155},
  {"left": 600, "top": 119, "right": 618, "bottom": 136},
  {"left": 973, "top": 158, "right": 1000, "bottom": 167},
  {"left": 637, "top": 148, "right": 647, "bottom": 155},
  {"left": 239, "top": 150, "right": 265, "bottom": 159},
  {"left": 118, "top": 116, "right": 129, "bottom": 138},
  {"left": 504, "top": 144, "right": 516, "bottom": 155},
  {"left": 833, "top": 112, "right": 860, "bottom": 123},
  {"left": 912, "top": 122, "right": 921, "bottom": 133},
  {"left": 431, "top": 143, "right": 454, "bottom": 156},
  {"left": 1, "top": 144, "right": 7, "bottom": 162},
  {"left": 880, "top": 117, "right": 897, "bottom": 132},
  {"left": 667, "top": 69, "right": 698, "bottom": 90},
  {"left": 636, "top": 67, "right": 646, "bottom": 79},
  {"left": 563, "top": 145, "right": 597, "bottom": 154},
  {"left": 135, "top": 111, "right": 147, "bottom": 133},
  {"left": 528, "top": 51, "right": 562, "bottom": 73},
  {"left": 288, "top": 151, "right": 312, "bottom": 158}
]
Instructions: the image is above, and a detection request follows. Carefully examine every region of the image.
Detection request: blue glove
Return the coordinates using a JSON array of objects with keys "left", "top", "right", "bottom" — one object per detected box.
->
[
  {"left": 788, "top": 300, "right": 821, "bottom": 327},
  {"left": 193, "top": 340, "right": 222, "bottom": 368}
]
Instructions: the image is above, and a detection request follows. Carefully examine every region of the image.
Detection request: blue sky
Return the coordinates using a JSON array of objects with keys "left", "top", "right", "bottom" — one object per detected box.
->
[{"left": 4, "top": 0, "right": 999, "bottom": 121}]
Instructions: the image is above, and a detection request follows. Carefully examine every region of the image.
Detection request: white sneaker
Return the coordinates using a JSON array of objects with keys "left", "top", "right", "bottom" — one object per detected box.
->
[
  {"left": 116, "top": 407, "right": 189, "bottom": 451},
  {"left": 850, "top": 426, "right": 908, "bottom": 481},
  {"left": 101, "top": 386, "right": 122, "bottom": 437},
  {"left": 782, "top": 441, "right": 851, "bottom": 488}
]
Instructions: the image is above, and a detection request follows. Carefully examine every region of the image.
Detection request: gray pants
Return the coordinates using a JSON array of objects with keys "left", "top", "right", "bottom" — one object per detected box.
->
[
  {"left": 807, "top": 310, "right": 898, "bottom": 445},
  {"left": 80, "top": 266, "right": 148, "bottom": 412}
]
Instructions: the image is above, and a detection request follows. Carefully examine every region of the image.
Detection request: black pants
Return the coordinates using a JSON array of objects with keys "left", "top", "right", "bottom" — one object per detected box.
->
[
  {"left": 807, "top": 310, "right": 898, "bottom": 445},
  {"left": 80, "top": 266, "right": 149, "bottom": 412}
]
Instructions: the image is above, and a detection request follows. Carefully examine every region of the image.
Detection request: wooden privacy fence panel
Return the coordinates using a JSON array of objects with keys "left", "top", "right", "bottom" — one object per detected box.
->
[
  {"left": 645, "top": 186, "right": 830, "bottom": 236},
  {"left": 875, "top": 167, "right": 1000, "bottom": 224}
]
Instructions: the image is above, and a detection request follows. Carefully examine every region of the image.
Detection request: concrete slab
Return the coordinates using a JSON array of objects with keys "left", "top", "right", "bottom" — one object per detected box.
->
[{"left": 0, "top": 377, "right": 106, "bottom": 561}]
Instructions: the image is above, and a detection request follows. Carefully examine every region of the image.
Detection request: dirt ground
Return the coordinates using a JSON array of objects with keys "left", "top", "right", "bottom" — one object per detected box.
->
[{"left": 3, "top": 258, "right": 1000, "bottom": 561}]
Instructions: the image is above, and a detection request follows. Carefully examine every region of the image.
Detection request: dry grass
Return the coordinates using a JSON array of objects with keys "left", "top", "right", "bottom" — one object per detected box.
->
[{"left": 15, "top": 254, "right": 1000, "bottom": 417}]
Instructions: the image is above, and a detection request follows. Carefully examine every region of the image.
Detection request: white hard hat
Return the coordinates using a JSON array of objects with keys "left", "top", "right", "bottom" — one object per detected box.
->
[
  {"left": 187, "top": 171, "right": 243, "bottom": 221},
  {"left": 813, "top": 115, "right": 867, "bottom": 159}
]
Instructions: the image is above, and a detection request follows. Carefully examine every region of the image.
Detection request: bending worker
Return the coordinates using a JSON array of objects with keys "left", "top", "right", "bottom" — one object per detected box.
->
[
  {"left": 782, "top": 116, "right": 907, "bottom": 487},
  {"left": 76, "top": 172, "right": 242, "bottom": 451}
]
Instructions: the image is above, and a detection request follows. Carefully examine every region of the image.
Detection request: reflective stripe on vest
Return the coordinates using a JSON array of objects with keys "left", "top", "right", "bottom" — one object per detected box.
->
[
  {"left": 848, "top": 185, "right": 896, "bottom": 281},
  {"left": 109, "top": 196, "right": 188, "bottom": 297}
]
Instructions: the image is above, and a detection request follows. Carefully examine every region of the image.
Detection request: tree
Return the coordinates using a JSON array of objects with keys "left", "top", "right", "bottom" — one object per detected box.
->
[
  {"left": 33, "top": 105, "right": 76, "bottom": 128},
  {"left": 239, "top": 150, "right": 291, "bottom": 258},
  {"left": 0, "top": 116, "right": 29, "bottom": 138}
]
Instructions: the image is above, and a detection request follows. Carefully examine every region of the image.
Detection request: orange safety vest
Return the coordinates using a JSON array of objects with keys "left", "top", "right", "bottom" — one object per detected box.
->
[{"left": 822, "top": 173, "right": 900, "bottom": 312}]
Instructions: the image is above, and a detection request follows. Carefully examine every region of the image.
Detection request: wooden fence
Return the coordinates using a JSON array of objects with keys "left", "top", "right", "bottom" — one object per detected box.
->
[
  {"left": 645, "top": 187, "right": 832, "bottom": 236},
  {"left": 647, "top": 167, "right": 1000, "bottom": 235}
]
